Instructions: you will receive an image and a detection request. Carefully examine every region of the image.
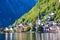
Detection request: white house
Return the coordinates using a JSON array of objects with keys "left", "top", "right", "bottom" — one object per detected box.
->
[
  {"left": 9, "top": 27, "right": 13, "bottom": 31},
  {"left": 5, "top": 27, "right": 9, "bottom": 31},
  {"left": 18, "top": 23, "right": 23, "bottom": 27}
]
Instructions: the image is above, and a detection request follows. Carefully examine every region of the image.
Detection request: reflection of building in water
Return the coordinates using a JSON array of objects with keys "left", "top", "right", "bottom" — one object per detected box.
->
[
  {"left": 15, "top": 33, "right": 29, "bottom": 40},
  {"left": 35, "top": 33, "right": 60, "bottom": 40},
  {"left": 14, "top": 32, "right": 36, "bottom": 40},
  {"left": 35, "top": 33, "right": 40, "bottom": 40},
  {"left": 5, "top": 33, "right": 8, "bottom": 40},
  {"left": 10, "top": 33, "right": 12, "bottom": 40},
  {"left": 5, "top": 33, "right": 13, "bottom": 40},
  {"left": 15, "top": 33, "right": 22, "bottom": 40},
  {"left": 5, "top": 32, "right": 60, "bottom": 40}
]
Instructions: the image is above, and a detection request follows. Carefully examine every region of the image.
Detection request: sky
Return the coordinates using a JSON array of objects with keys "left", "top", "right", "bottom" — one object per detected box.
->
[{"left": 0, "top": 0, "right": 37, "bottom": 28}]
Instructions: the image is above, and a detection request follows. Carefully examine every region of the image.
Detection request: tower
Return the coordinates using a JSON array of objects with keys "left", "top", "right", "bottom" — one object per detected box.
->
[
  {"left": 37, "top": 15, "right": 41, "bottom": 25},
  {"left": 36, "top": 13, "right": 41, "bottom": 27}
]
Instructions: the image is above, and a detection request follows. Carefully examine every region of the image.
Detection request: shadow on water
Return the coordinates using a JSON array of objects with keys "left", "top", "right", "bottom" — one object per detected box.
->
[{"left": 1, "top": 32, "right": 60, "bottom": 40}]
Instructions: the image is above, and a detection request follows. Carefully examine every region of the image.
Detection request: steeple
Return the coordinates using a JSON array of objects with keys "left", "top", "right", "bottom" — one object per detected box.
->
[
  {"left": 37, "top": 13, "right": 41, "bottom": 25},
  {"left": 36, "top": 13, "right": 41, "bottom": 28}
]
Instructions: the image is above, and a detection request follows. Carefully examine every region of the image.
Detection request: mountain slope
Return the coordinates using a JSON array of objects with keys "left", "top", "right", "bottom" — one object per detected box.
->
[
  {"left": 0, "top": 0, "right": 37, "bottom": 27},
  {"left": 12, "top": 0, "right": 60, "bottom": 26}
]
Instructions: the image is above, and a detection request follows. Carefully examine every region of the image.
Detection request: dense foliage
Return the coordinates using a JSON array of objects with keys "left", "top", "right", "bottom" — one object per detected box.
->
[{"left": 12, "top": 0, "right": 60, "bottom": 26}]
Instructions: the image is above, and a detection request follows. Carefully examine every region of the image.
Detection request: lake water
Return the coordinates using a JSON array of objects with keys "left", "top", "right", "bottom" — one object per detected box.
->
[{"left": 0, "top": 32, "right": 60, "bottom": 40}]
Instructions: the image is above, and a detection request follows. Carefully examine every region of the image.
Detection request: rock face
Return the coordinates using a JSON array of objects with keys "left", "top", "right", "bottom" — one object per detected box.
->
[{"left": 0, "top": 0, "right": 37, "bottom": 27}]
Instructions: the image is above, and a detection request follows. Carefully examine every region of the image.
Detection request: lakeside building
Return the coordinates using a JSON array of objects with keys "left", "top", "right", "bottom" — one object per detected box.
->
[
  {"left": 9, "top": 27, "right": 13, "bottom": 32},
  {"left": 35, "top": 16, "right": 41, "bottom": 31},
  {"left": 16, "top": 23, "right": 28, "bottom": 32},
  {"left": 42, "top": 21, "right": 60, "bottom": 32},
  {"left": 4, "top": 27, "right": 9, "bottom": 32}
]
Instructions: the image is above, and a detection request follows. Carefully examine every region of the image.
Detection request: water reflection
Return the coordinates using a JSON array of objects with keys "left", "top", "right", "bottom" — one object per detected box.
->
[
  {"left": 5, "top": 32, "right": 60, "bottom": 40},
  {"left": 5, "top": 33, "right": 8, "bottom": 40},
  {"left": 10, "top": 33, "right": 12, "bottom": 40},
  {"left": 15, "top": 33, "right": 27, "bottom": 40}
]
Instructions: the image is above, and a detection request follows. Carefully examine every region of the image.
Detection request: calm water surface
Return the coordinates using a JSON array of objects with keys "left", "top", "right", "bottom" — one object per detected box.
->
[{"left": 0, "top": 32, "right": 60, "bottom": 40}]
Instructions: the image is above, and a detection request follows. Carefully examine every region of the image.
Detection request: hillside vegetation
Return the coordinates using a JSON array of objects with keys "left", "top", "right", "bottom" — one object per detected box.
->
[{"left": 12, "top": 0, "right": 60, "bottom": 26}]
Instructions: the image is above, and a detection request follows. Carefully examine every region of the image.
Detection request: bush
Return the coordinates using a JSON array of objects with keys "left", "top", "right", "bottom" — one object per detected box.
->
[
  {"left": 37, "top": 25, "right": 43, "bottom": 32},
  {"left": 32, "top": 27, "right": 36, "bottom": 31},
  {"left": 26, "top": 27, "right": 31, "bottom": 31}
]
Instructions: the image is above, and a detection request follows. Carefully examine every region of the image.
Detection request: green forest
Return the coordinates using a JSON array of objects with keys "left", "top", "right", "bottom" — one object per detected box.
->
[{"left": 12, "top": 0, "right": 60, "bottom": 26}]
